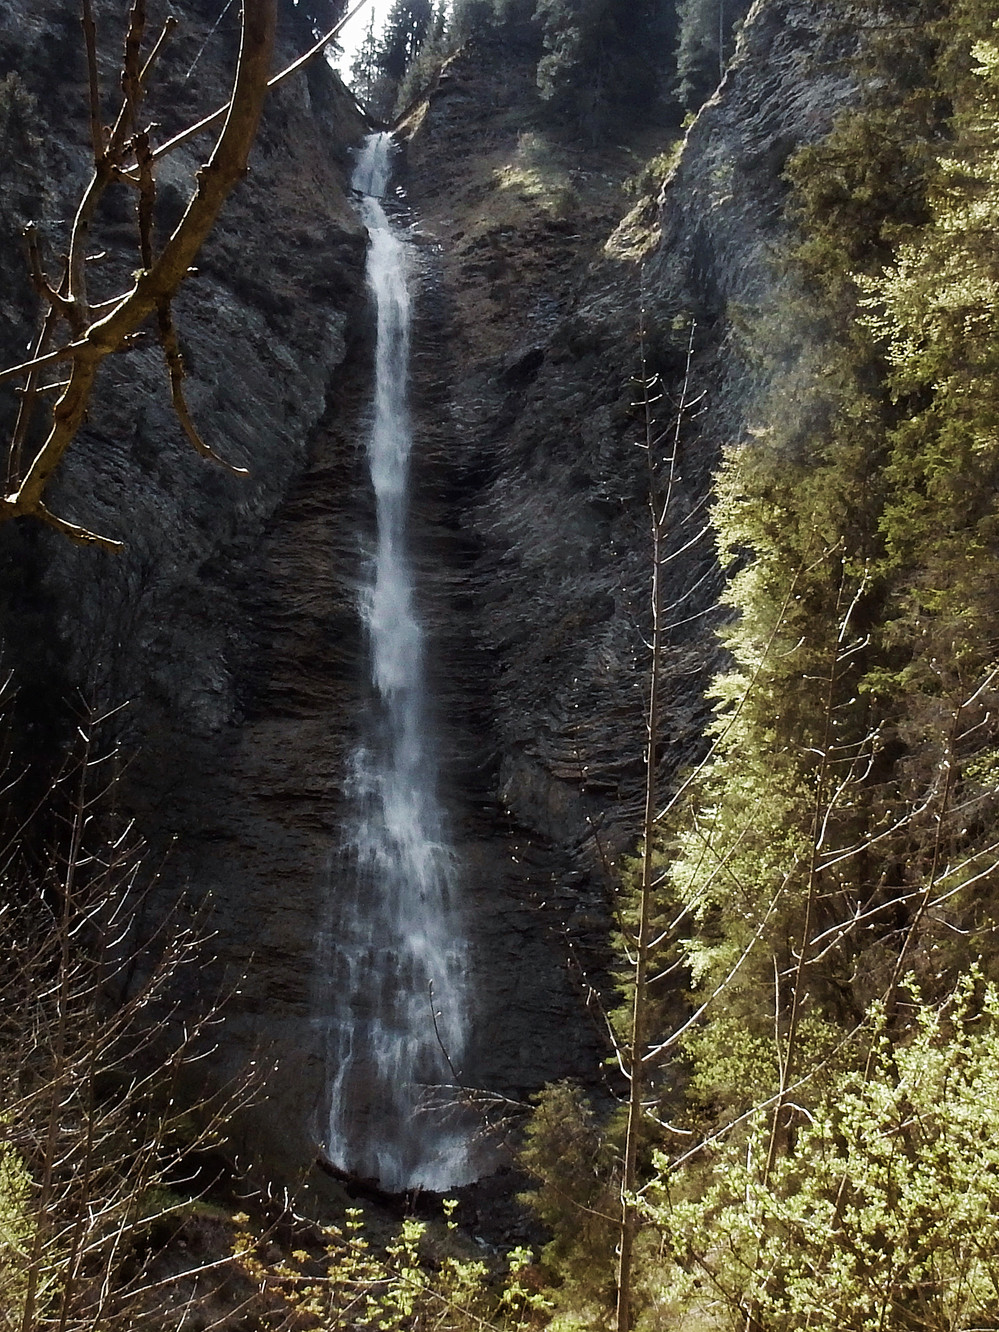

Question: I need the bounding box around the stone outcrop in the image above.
[0,0,858,1196]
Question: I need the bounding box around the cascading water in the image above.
[325,132,471,1191]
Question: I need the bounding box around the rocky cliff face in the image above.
[0,0,858,1196]
[393,0,859,1148]
[0,0,370,1178]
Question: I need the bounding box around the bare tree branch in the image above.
[81,0,105,165]
[157,298,248,475]
[1,0,278,535]
[151,0,372,163]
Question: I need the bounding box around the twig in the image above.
[151,0,373,163]
[135,129,155,269]
[121,0,147,135]
[81,0,105,163]
[157,300,249,475]
[36,502,124,551]
[427,981,461,1085]
[140,15,178,84]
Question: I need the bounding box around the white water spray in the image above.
[325,133,471,1191]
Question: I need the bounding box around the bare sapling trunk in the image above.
[0,712,259,1331]
[615,318,697,1332]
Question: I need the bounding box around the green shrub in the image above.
[648,976,999,1332]
[0,1144,34,1331]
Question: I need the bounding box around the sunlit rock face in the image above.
[0,0,857,1194]
[645,0,860,424]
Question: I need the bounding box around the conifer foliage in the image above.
[521,2,999,1327]
[376,0,434,79]
[674,0,752,111]
[371,0,680,135]
[350,11,382,103]
[533,0,677,134]
[358,0,448,119]
[284,0,347,41]
[646,0,999,1322]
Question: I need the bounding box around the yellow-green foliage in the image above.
[231,1202,552,1332]
[492,5,999,1325]
[0,1145,33,1331]
[661,416,888,1118]
[621,142,683,198]
[518,1082,617,1300]
[865,19,999,679]
[493,131,579,219]
[647,976,999,1332]
[658,0,999,1132]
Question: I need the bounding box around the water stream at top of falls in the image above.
[325,132,472,1192]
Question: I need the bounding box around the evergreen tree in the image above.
[450,0,539,45]
[521,1,999,1323]
[375,0,434,80]
[641,2,999,1319]
[283,0,347,43]
[350,11,381,103]
[533,0,677,137]
[653,0,962,1136]
[521,0,999,1317]
[674,0,751,113]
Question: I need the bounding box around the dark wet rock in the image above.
[0,0,370,1175]
[0,0,858,1195]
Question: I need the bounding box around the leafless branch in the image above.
[1,0,279,540]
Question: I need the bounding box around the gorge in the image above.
[4,9,999,1327]
[0,0,857,1196]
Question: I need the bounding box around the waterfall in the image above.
[325,132,471,1192]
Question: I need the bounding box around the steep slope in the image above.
[0,0,861,1196]
[394,0,858,1136]
[0,0,370,1179]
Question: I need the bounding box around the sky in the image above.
[332,0,391,79]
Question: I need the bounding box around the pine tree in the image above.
[375,0,434,80]
[674,0,751,113]
[451,0,538,36]
[521,2,999,1321]
[350,11,381,102]
[283,0,347,43]
[648,0,999,1211]
[533,0,677,138]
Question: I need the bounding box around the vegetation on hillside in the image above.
[353,0,751,132]
[516,2,999,1329]
[5,0,999,1326]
